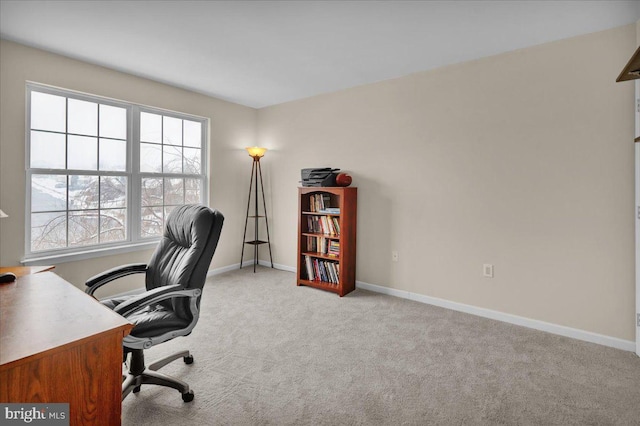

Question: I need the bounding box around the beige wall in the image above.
[258,24,638,340]
[0,40,257,295]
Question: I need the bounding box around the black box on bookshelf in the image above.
[301,168,339,187]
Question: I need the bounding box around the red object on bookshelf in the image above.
[297,187,357,297]
[335,173,352,187]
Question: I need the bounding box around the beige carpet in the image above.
[122,266,640,425]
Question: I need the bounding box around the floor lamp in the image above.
[240,147,273,272]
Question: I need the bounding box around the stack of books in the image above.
[328,240,340,256]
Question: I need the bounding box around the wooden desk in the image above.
[0,272,133,425]
[0,265,55,278]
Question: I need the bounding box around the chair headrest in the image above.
[164,204,216,248]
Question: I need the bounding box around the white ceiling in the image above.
[1,1,639,108]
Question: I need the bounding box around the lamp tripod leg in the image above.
[258,161,274,268]
[240,160,256,269]
[254,158,259,273]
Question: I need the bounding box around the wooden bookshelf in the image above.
[297,187,357,297]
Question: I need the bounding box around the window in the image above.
[25,84,207,262]
[138,111,204,238]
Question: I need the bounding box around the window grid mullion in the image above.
[130,105,141,245]
[98,177,102,244]
[65,99,69,248]
[161,115,165,229]
[97,103,101,244]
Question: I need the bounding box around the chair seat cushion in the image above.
[101,296,190,338]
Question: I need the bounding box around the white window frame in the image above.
[635,80,639,357]
[23,83,209,265]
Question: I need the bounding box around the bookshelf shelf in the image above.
[301,232,340,240]
[302,251,340,260]
[302,211,341,216]
[297,187,357,297]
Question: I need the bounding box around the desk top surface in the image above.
[0,265,55,278]
[0,272,132,369]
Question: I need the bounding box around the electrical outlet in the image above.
[483,264,494,278]
[392,251,399,262]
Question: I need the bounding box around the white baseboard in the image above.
[259,259,296,272]
[207,261,252,277]
[123,260,635,352]
[205,259,294,277]
[356,280,636,352]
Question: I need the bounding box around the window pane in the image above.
[141,178,163,206]
[184,147,201,174]
[140,112,161,143]
[32,175,66,212]
[31,92,65,132]
[68,99,98,136]
[31,131,66,169]
[31,212,66,251]
[185,179,201,204]
[183,120,202,148]
[140,143,162,173]
[163,116,182,146]
[99,138,126,171]
[69,211,99,247]
[68,136,98,170]
[100,176,127,208]
[165,205,176,221]
[99,104,127,139]
[141,207,163,238]
[164,178,184,205]
[163,145,182,173]
[101,208,126,243]
[69,175,99,210]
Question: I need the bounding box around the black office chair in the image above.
[85,204,224,402]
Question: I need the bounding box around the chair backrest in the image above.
[146,204,224,319]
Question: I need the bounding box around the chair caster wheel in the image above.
[184,355,194,364]
[182,391,194,402]
[133,386,141,393]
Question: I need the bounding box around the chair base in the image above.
[122,348,195,402]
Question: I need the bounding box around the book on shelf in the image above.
[323,216,335,235]
[303,255,339,285]
[306,216,340,236]
[309,194,337,213]
[328,240,340,256]
[306,236,316,252]
[332,217,340,234]
[314,259,322,281]
[306,237,340,256]
[318,207,340,215]
[305,255,315,281]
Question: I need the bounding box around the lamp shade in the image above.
[0,209,7,219]
[245,147,267,159]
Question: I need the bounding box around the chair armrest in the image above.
[116,284,203,350]
[113,284,201,318]
[85,263,147,296]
